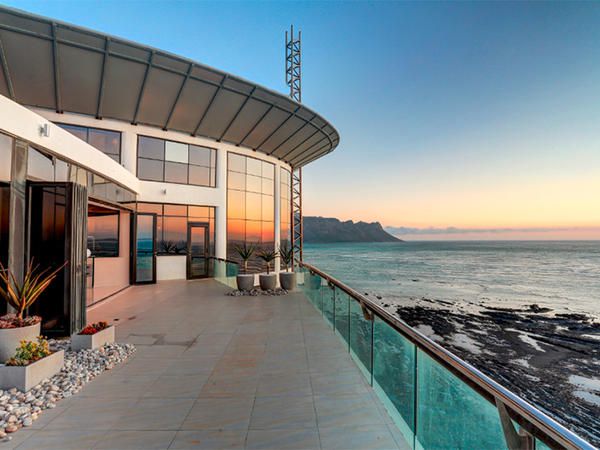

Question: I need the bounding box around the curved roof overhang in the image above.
[0,6,339,168]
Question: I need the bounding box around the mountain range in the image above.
[303,216,402,243]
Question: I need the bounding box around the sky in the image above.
[5,0,600,240]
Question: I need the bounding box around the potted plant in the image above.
[257,248,278,291]
[234,243,256,291]
[0,336,65,391]
[71,321,115,351]
[0,261,65,362]
[278,243,296,291]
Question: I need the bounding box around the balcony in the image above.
[8,279,405,449]
[7,263,592,449]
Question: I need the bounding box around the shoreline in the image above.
[380,296,600,446]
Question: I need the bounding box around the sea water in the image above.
[303,241,600,317]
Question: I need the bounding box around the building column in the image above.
[274,165,281,273]
[215,148,227,260]
[7,140,28,306]
[121,130,137,175]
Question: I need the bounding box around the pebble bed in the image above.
[227,288,289,296]
[0,341,135,441]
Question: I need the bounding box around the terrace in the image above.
[2,279,406,450]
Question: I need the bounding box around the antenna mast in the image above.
[286,26,303,264]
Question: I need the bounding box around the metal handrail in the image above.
[208,256,239,266]
[298,261,595,450]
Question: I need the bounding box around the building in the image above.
[0,6,339,334]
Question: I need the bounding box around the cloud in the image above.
[385,226,599,236]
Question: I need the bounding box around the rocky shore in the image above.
[385,297,600,446]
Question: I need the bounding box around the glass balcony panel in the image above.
[349,298,373,380]
[373,316,416,445]
[322,285,335,328]
[416,349,507,450]
[305,272,323,309]
[334,289,350,347]
[536,438,552,450]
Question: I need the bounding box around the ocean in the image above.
[303,240,600,444]
[303,240,600,316]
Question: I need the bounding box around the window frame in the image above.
[136,135,216,188]
[57,123,121,163]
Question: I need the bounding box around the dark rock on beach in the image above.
[393,301,600,446]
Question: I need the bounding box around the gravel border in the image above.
[0,340,135,441]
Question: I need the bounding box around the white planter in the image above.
[0,322,41,363]
[71,325,115,351]
[0,350,64,392]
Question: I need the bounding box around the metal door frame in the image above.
[131,212,157,284]
[186,221,209,280]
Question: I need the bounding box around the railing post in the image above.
[496,398,534,450]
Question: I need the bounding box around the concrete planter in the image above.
[0,350,64,391]
[71,325,115,351]
[279,271,297,291]
[0,322,41,363]
[259,273,277,291]
[236,274,255,291]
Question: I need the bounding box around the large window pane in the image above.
[88,209,119,257]
[189,145,211,166]
[60,124,87,141]
[138,136,164,159]
[228,191,245,219]
[0,134,13,182]
[262,195,273,221]
[228,153,246,173]
[164,161,188,184]
[262,161,275,179]
[138,158,164,181]
[165,141,188,163]
[228,171,245,190]
[246,175,262,193]
[28,147,54,181]
[189,165,210,186]
[246,193,262,220]
[163,204,187,216]
[189,206,209,218]
[247,157,262,176]
[88,128,120,158]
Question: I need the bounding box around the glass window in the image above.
[59,124,121,162]
[138,136,164,160]
[136,202,215,256]
[137,136,216,187]
[189,145,211,166]
[189,165,210,186]
[137,158,164,182]
[227,153,275,268]
[280,168,292,248]
[27,147,54,181]
[87,208,119,257]
[165,141,188,163]
[88,128,120,158]
[164,161,188,184]
[0,134,13,182]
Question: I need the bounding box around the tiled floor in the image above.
[3,279,409,450]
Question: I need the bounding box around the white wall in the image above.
[157,255,187,280]
[31,108,293,278]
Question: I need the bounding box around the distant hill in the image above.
[303,216,403,243]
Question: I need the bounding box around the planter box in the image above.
[0,322,41,363]
[71,325,115,351]
[0,350,64,392]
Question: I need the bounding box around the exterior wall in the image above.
[156,255,187,281]
[32,108,293,278]
[92,210,130,301]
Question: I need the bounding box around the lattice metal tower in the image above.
[286,26,303,264]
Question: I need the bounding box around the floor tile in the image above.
[249,396,316,430]
[245,429,320,450]
[169,430,246,449]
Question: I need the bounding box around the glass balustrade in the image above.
[212,258,239,289]
[296,264,588,450]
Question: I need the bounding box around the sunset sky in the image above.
[7,0,600,240]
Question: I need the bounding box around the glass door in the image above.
[132,213,156,284]
[187,222,209,279]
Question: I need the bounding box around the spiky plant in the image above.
[257,248,279,275]
[279,243,293,272]
[234,243,256,274]
[0,260,66,320]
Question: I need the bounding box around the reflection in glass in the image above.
[138,136,164,159]
[228,153,245,173]
[27,147,54,181]
[0,134,12,182]
[138,158,164,181]
[0,184,9,268]
[59,124,121,162]
[165,141,188,163]
[164,161,188,184]
[189,145,211,166]
[88,206,119,257]
[188,165,210,186]
[246,175,262,193]
[135,214,155,283]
